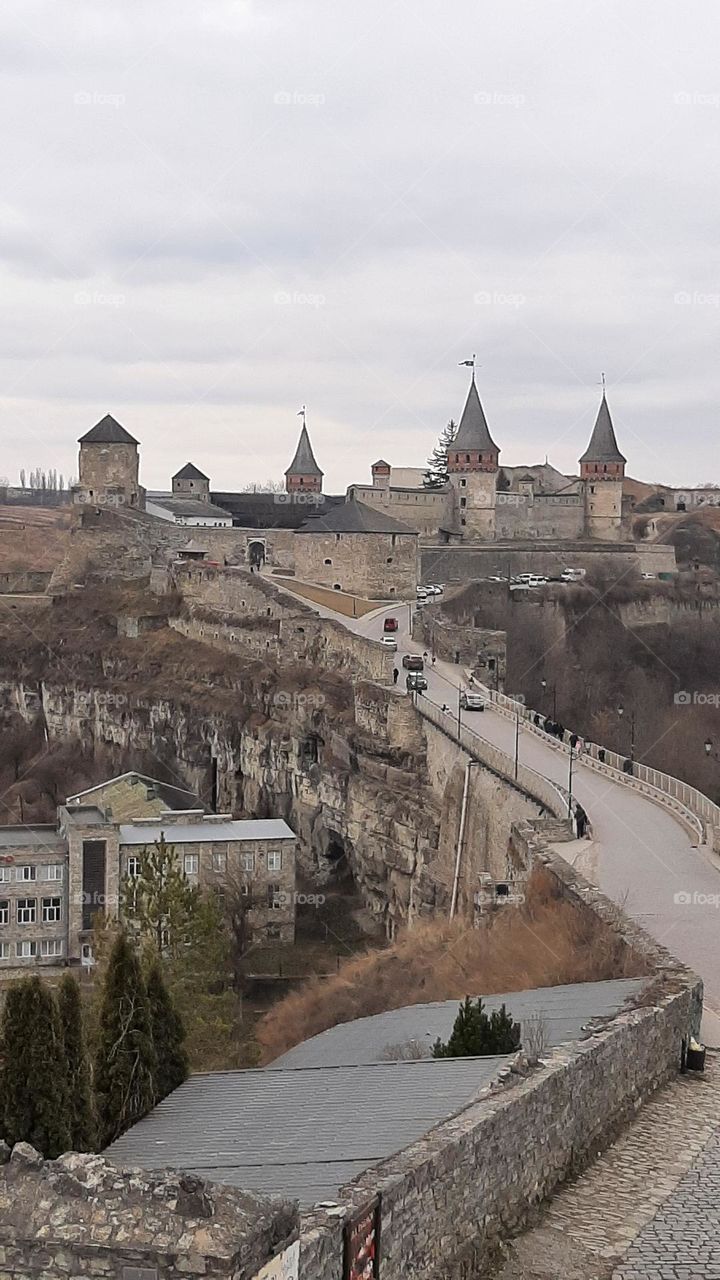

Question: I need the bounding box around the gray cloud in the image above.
[1,0,719,491]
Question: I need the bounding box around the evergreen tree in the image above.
[94,931,157,1147]
[432,997,520,1058]
[424,419,457,489]
[146,959,189,1101]
[121,835,203,957]
[0,977,71,1157]
[57,973,96,1151]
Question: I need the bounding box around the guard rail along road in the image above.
[481,684,720,849]
[419,694,573,825]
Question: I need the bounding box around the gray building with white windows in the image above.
[0,772,297,979]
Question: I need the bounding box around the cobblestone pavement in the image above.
[489,1054,720,1279]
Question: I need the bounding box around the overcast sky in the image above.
[2,0,719,492]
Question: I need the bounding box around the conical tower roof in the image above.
[79,414,138,445]
[579,393,626,465]
[285,424,323,477]
[452,377,499,453]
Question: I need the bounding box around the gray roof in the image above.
[580,394,627,464]
[118,818,296,845]
[147,495,231,520]
[452,378,499,453]
[105,1057,507,1206]
[297,498,416,536]
[0,825,66,851]
[285,425,323,477]
[66,772,201,812]
[79,414,138,445]
[173,462,209,481]
[269,979,648,1069]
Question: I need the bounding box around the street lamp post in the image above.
[541,678,557,719]
[617,704,636,763]
[514,709,520,781]
[568,741,575,818]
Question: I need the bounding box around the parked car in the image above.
[425,584,443,595]
[402,654,424,671]
[381,635,398,651]
[406,672,428,692]
[383,616,399,632]
[460,691,485,711]
[560,567,585,582]
[416,586,428,599]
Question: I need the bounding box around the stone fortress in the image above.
[69,371,675,598]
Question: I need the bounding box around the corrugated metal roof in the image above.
[0,826,66,849]
[106,1057,506,1207]
[118,818,296,845]
[269,979,647,1069]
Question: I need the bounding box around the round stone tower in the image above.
[285,422,323,494]
[76,414,142,508]
[580,392,626,541]
[447,375,500,539]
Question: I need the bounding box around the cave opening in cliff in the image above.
[323,831,353,886]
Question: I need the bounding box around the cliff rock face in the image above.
[1,676,444,932]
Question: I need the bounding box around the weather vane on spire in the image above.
[599,372,606,392]
[297,405,306,426]
[459,354,477,379]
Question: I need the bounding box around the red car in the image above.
[383,616,399,633]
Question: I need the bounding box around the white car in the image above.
[381,635,398,651]
[416,587,428,599]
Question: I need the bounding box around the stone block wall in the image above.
[412,608,507,682]
[293,528,418,599]
[297,838,702,1280]
[0,1145,298,1280]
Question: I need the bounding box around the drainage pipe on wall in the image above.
[450,759,480,918]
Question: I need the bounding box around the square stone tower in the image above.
[447,376,500,539]
[172,462,210,500]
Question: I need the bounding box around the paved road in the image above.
[280,582,720,1031]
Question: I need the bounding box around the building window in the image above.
[324,558,332,565]
[43,863,64,881]
[0,942,8,960]
[42,897,62,924]
[16,940,37,959]
[460,497,467,508]
[267,849,282,873]
[0,900,8,925]
[17,865,36,883]
[386,557,393,563]
[267,883,283,909]
[242,851,255,874]
[212,849,227,873]
[40,939,63,958]
[0,867,11,883]
[184,853,199,876]
[17,899,36,925]
[460,478,466,488]
[127,855,140,878]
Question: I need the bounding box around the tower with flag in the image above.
[579,380,626,541]
[447,359,501,539]
[285,408,324,495]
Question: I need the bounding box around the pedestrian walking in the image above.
[431,654,436,666]
[393,667,399,685]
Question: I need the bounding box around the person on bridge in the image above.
[393,667,399,685]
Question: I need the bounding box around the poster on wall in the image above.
[343,1197,381,1280]
[252,1240,300,1280]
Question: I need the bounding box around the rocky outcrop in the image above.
[0,1142,298,1279]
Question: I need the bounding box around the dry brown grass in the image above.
[0,505,72,572]
[256,867,648,1063]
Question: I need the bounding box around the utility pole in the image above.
[514,709,520,780]
[568,742,575,818]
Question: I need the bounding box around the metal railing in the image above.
[419,695,572,824]
[481,686,712,846]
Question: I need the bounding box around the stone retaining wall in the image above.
[297,838,702,1280]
